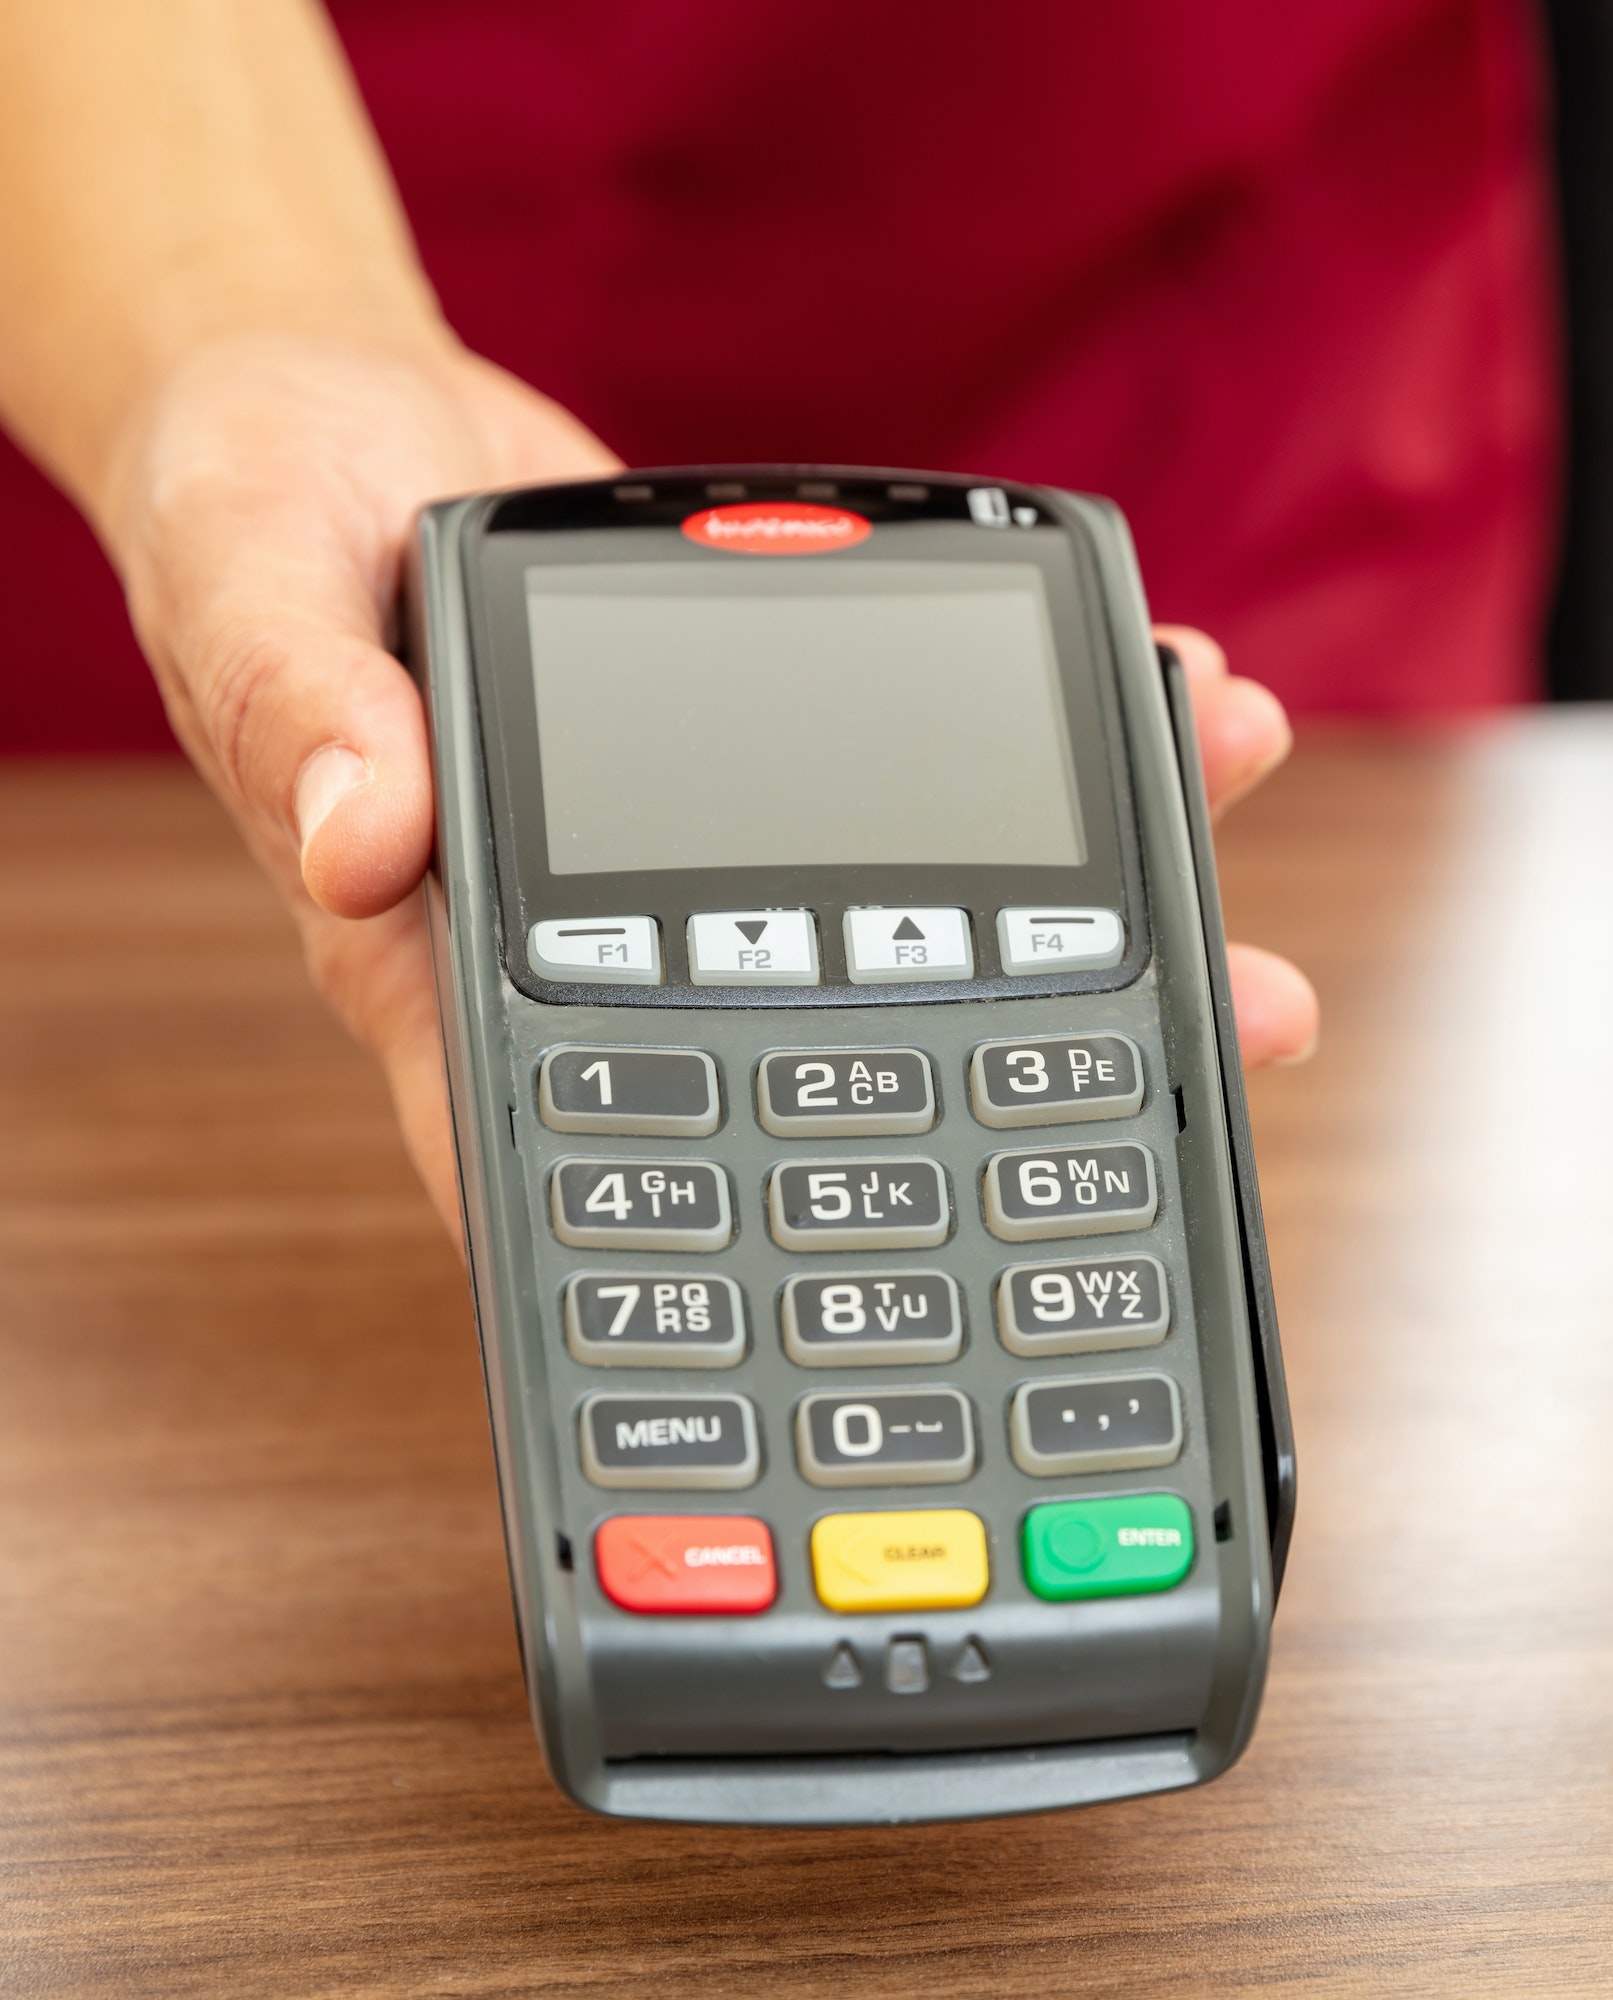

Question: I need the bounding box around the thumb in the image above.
[159,607,433,919]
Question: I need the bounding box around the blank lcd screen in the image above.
[525,560,1085,876]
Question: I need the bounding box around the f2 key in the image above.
[970,1034,1143,1129]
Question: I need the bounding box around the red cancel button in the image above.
[682,500,871,555]
[595,1514,778,1614]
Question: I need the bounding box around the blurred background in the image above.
[1,0,1609,750]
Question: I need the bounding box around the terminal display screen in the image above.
[526,560,1086,877]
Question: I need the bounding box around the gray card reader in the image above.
[405,468,1294,1826]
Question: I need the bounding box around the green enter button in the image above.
[1023,1494,1194,1600]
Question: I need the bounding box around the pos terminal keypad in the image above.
[525,924,1204,1669]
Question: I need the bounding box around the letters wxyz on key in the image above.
[999,1255,1168,1354]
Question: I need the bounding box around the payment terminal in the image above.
[405,468,1294,1826]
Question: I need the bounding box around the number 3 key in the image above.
[969,1034,1143,1129]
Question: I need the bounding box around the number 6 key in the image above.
[983,1143,1157,1242]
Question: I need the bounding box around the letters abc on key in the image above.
[757,1048,934,1136]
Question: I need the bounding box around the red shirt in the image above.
[0,0,1560,748]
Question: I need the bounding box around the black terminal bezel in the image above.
[461,467,1150,1008]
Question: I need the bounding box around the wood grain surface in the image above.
[2,722,1612,1997]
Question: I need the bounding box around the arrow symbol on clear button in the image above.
[893,917,924,941]
[735,920,768,944]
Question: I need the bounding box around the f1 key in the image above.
[970,1034,1143,1129]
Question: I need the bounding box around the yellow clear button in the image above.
[810,1509,989,1614]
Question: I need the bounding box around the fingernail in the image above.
[1273,1027,1320,1067]
[295,745,371,858]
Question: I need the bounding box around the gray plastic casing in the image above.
[405,476,1288,1826]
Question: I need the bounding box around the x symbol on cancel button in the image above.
[621,1528,685,1581]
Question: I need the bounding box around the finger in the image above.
[122,341,621,925]
[149,602,436,921]
[294,888,466,1246]
[1154,622,1293,820]
[1228,942,1319,1068]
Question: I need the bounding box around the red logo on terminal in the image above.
[682,500,872,555]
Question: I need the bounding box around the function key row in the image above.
[563,1256,1168,1368]
[550,1145,1157,1252]
[537,1034,1144,1139]
[529,906,1124,987]
[593,1496,1196,1617]
[576,1375,1184,1490]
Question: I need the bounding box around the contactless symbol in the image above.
[682,501,872,555]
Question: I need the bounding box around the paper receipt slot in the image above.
[405,468,1294,1825]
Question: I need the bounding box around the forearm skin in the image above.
[0,0,441,537]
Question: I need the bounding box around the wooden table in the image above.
[3,720,1612,1996]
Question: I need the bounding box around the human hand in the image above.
[98,329,618,1237]
[98,349,1316,1241]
